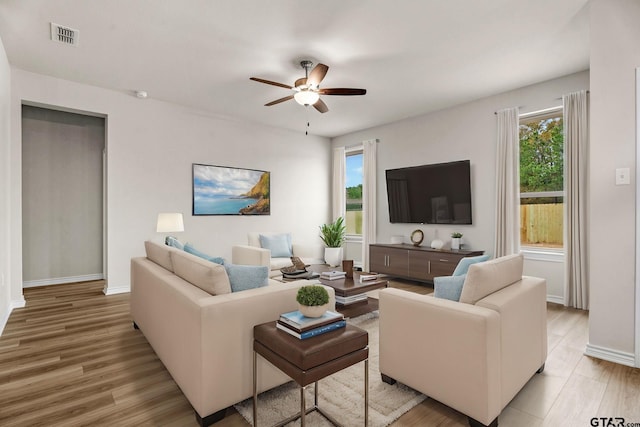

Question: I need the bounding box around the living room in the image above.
[0,0,639,425]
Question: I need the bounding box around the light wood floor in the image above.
[1,280,639,427]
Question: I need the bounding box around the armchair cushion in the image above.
[433,274,466,301]
[225,264,269,292]
[258,233,292,257]
[451,254,491,276]
[459,254,523,305]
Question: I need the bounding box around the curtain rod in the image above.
[493,90,590,115]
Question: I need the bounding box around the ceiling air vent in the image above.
[50,22,79,46]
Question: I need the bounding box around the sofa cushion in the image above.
[145,241,175,272]
[184,242,225,265]
[171,250,231,295]
[459,254,524,305]
[225,264,269,292]
[259,233,292,257]
[452,254,491,276]
[433,274,466,301]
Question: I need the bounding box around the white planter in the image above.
[324,247,343,267]
[451,238,461,250]
[299,303,329,318]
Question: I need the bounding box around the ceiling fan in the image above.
[250,60,366,113]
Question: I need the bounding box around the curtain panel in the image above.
[494,107,520,258]
[563,90,589,310]
[362,140,377,271]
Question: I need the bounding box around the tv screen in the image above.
[385,160,472,224]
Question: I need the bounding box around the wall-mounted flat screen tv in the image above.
[385,160,472,224]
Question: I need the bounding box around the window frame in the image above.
[518,106,565,258]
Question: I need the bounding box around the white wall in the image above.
[588,0,640,366]
[332,71,590,300]
[9,68,331,297]
[0,36,14,334]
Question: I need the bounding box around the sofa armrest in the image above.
[292,243,324,261]
[232,244,270,267]
[379,288,501,426]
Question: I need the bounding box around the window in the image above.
[519,108,564,250]
[345,151,363,236]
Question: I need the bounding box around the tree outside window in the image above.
[519,111,563,249]
[345,152,363,235]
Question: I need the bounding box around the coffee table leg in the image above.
[300,385,306,427]
[314,381,318,407]
[364,359,369,426]
[253,351,257,427]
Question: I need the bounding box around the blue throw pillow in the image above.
[184,243,225,265]
[165,236,184,250]
[225,264,269,292]
[452,254,491,276]
[433,274,467,302]
[259,233,292,257]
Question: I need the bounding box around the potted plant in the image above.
[319,217,346,267]
[451,232,463,250]
[296,285,330,318]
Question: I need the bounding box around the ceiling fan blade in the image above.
[264,95,294,106]
[313,98,329,113]
[307,63,329,87]
[319,88,367,96]
[250,77,293,90]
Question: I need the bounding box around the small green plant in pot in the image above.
[296,285,330,318]
[320,217,346,266]
[451,232,463,250]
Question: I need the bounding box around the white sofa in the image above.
[232,232,325,277]
[378,254,547,427]
[131,241,335,426]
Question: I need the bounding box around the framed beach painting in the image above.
[192,163,270,216]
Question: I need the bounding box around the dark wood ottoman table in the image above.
[253,321,369,426]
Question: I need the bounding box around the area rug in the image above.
[234,311,426,426]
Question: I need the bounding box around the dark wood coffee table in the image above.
[253,321,369,426]
[311,266,388,318]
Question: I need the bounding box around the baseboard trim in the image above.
[1,297,26,336]
[546,295,565,305]
[23,274,104,288]
[103,285,130,295]
[585,343,636,367]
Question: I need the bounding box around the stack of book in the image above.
[276,310,346,340]
[320,270,347,281]
[335,294,369,305]
[359,272,379,283]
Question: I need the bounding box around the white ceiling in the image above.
[0,0,590,138]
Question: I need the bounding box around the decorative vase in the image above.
[430,239,443,249]
[299,303,329,318]
[451,238,461,250]
[324,247,343,267]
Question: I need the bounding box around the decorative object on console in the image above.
[319,217,346,267]
[430,229,443,249]
[451,232,463,250]
[390,235,404,244]
[192,163,270,216]
[156,212,184,245]
[296,285,330,318]
[410,229,424,246]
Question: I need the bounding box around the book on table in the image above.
[359,272,379,282]
[335,294,369,305]
[278,309,344,332]
[276,319,347,340]
[320,271,347,280]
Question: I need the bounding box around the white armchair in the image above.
[379,254,547,427]
[232,232,324,277]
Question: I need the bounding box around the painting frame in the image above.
[192,163,270,216]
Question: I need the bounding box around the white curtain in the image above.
[362,140,377,271]
[332,146,346,221]
[563,90,589,310]
[494,107,520,258]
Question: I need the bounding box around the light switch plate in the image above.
[616,168,630,185]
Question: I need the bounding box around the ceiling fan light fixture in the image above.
[294,90,320,106]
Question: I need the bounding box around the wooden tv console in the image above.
[369,243,484,284]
